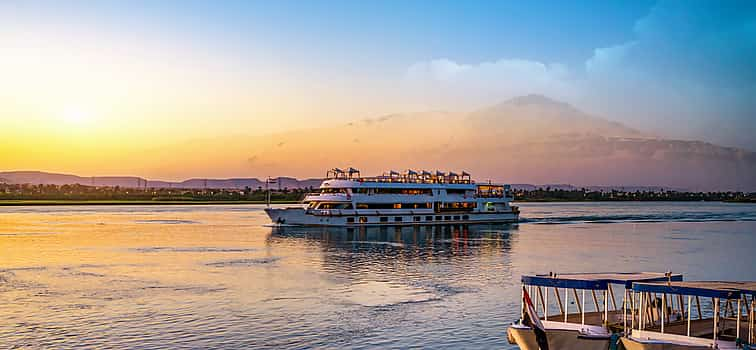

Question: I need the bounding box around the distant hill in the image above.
[0,171,322,190]
[136,94,749,191]
[0,170,702,193]
[467,94,644,140]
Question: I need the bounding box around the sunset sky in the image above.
[1,0,755,181]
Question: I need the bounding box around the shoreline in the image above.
[0,200,300,206]
[0,199,753,206]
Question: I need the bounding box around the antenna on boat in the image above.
[265,176,273,207]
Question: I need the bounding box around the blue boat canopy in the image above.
[632,281,741,299]
[682,281,756,296]
[521,272,682,290]
[726,281,756,296]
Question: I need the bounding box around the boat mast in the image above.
[266,176,272,207]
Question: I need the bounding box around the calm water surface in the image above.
[1,202,755,349]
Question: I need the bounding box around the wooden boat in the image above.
[507,272,682,350]
[621,281,755,350]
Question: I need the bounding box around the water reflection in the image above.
[269,223,517,256]
[1,203,754,349]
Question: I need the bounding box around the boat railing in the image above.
[307,209,350,216]
[305,192,348,198]
[628,281,752,347]
[338,177,474,185]
[475,193,508,198]
[520,272,684,334]
[307,208,440,216]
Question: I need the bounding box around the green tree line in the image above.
[1,183,753,203]
[0,183,308,202]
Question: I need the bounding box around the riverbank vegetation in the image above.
[0,183,306,203]
[0,183,754,205]
[513,187,756,202]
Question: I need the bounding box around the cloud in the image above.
[403,58,575,111]
[584,42,636,74]
[406,58,472,82]
[403,1,756,150]
[582,0,756,149]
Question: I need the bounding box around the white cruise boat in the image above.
[264,168,519,226]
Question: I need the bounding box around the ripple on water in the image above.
[205,257,281,267]
[338,281,441,307]
[134,219,201,224]
[346,241,405,247]
[132,247,258,253]
[0,232,60,236]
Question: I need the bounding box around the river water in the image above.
[1,202,755,349]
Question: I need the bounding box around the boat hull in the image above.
[265,207,518,226]
[620,338,711,350]
[507,325,611,350]
[621,330,738,350]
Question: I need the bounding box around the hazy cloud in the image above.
[403,58,575,111]
[582,0,756,149]
[404,1,756,150]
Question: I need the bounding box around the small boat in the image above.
[264,168,519,226]
[507,272,682,350]
[621,281,755,350]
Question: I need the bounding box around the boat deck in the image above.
[546,310,624,327]
[642,318,742,339]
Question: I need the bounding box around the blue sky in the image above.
[2,0,755,149]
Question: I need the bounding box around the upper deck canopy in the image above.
[522,272,683,290]
[325,168,474,185]
[734,281,756,295]
[632,281,742,299]
[321,179,478,189]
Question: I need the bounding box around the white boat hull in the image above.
[621,330,738,350]
[265,207,518,226]
[506,322,611,350]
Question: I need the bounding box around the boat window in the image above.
[394,217,402,222]
[371,188,433,195]
[316,202,353,210]
[446,189,467,195]
[413,216,421,222]
[462,215,469,220]
[453,215,460,220]
[320,188,348,194]
[346,217,355,223]
[435,216,442,220]
[444,215,451,220]
[355,203,432,209]
[359,216,368,223]
[425,216,433,221]
[380,217,388,222]
[437,202,477,212]
[477,185,505,198]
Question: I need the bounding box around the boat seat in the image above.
[545,310,624,327]
[644,318,740,338]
